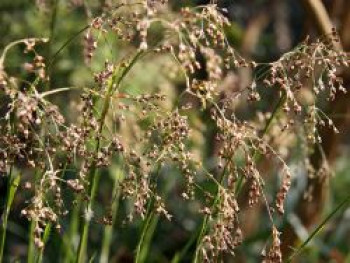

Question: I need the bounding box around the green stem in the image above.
[138,215,159,262]
[28,170,43,263]
[171,226,201,263]
[0,168,20,262]
[193,166,228,263]
[46,0,59,91]
[135,162,169,263]
[27,221,36,263]
[76,67,117,262]
[193,94,286,263]
[76,51,145,263]
[135,210,156,263]
[100,168,122,263]
[287,193,350,262]
[235,94,286,195]
[63,197,82,262]
[99,220,115,263]
[47,25,90,70]
[36,224,51,263]
[76,170,100,263]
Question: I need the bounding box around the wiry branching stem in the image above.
[76,51,144,263]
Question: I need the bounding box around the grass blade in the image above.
[287,194,350,262]
[0,170,20,262]
[36,224,51,263]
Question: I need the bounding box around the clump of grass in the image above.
[0,1,349,262]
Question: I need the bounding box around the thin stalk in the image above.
[235,94,286,195]
[48,0,58,62]
[99,168,122,263]
[57,162,80,263]
[134,163,165,263]
[62,197,82,262]
[137,215,159,262]
[27,221,36,263]
[99,206,119,263]
[0,38,48,71]
[27,171,43,263]
[192,94,286,263]
[47,25,90,70]
[134,156,181,262]
[76,69,118,262]
[75,168,100,263]
[76,51,145,263]
[171,223,201,263]
[46,0,59,91]
[0,168,20,262]
[36,223,51,263]
[287,193,350,262]
[193,165,228,263]
[135,210,156,263]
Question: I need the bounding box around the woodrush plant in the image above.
[0,1,349,262]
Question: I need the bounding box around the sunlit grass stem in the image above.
[0,168,20,262]
[76,51,144,263]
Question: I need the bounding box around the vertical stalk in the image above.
[76,51,144,263]
[99,168,122,263]
[235,94,286,195]
[192,166,227,263]
[134,163,165,263]
[27,221,36,263]
[62,197,82,262]
[192,95,286,263]
[46,0,59,91]
[36,223,51,263]
[76,171,100,263]
[171,227,200,263]
[135,214,159,263]
[27,170,45,263]
[135,209,155,263]
[0,168,20,262]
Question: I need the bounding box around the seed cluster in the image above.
[201,188,242,261]
[262,226,282,263]
[1,1,349,261]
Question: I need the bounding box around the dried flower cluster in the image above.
[1,1,349,262]
[262,226,282,263]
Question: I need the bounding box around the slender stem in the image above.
[0,169,12,262]
[193,165,228,263]
[27,221,36,263]
[76,64,119,262]
[75,167,100,263]
[235,94,286,195]
[135,160,171,263]
[62,196,82,262]
[76,51,145,263]
[27,169,43,263]
[135,210,155,263]
[46,0,59,91]
[75,74,115,263]
[47,25,89,70]
[137,215,159,263]
[192,94,287,262]
[287,193,350,262]
[100,168,122,263]
[134,190,156,263]
[36,224,51,263]
[0,168,20,262]
[171,226,201,263]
